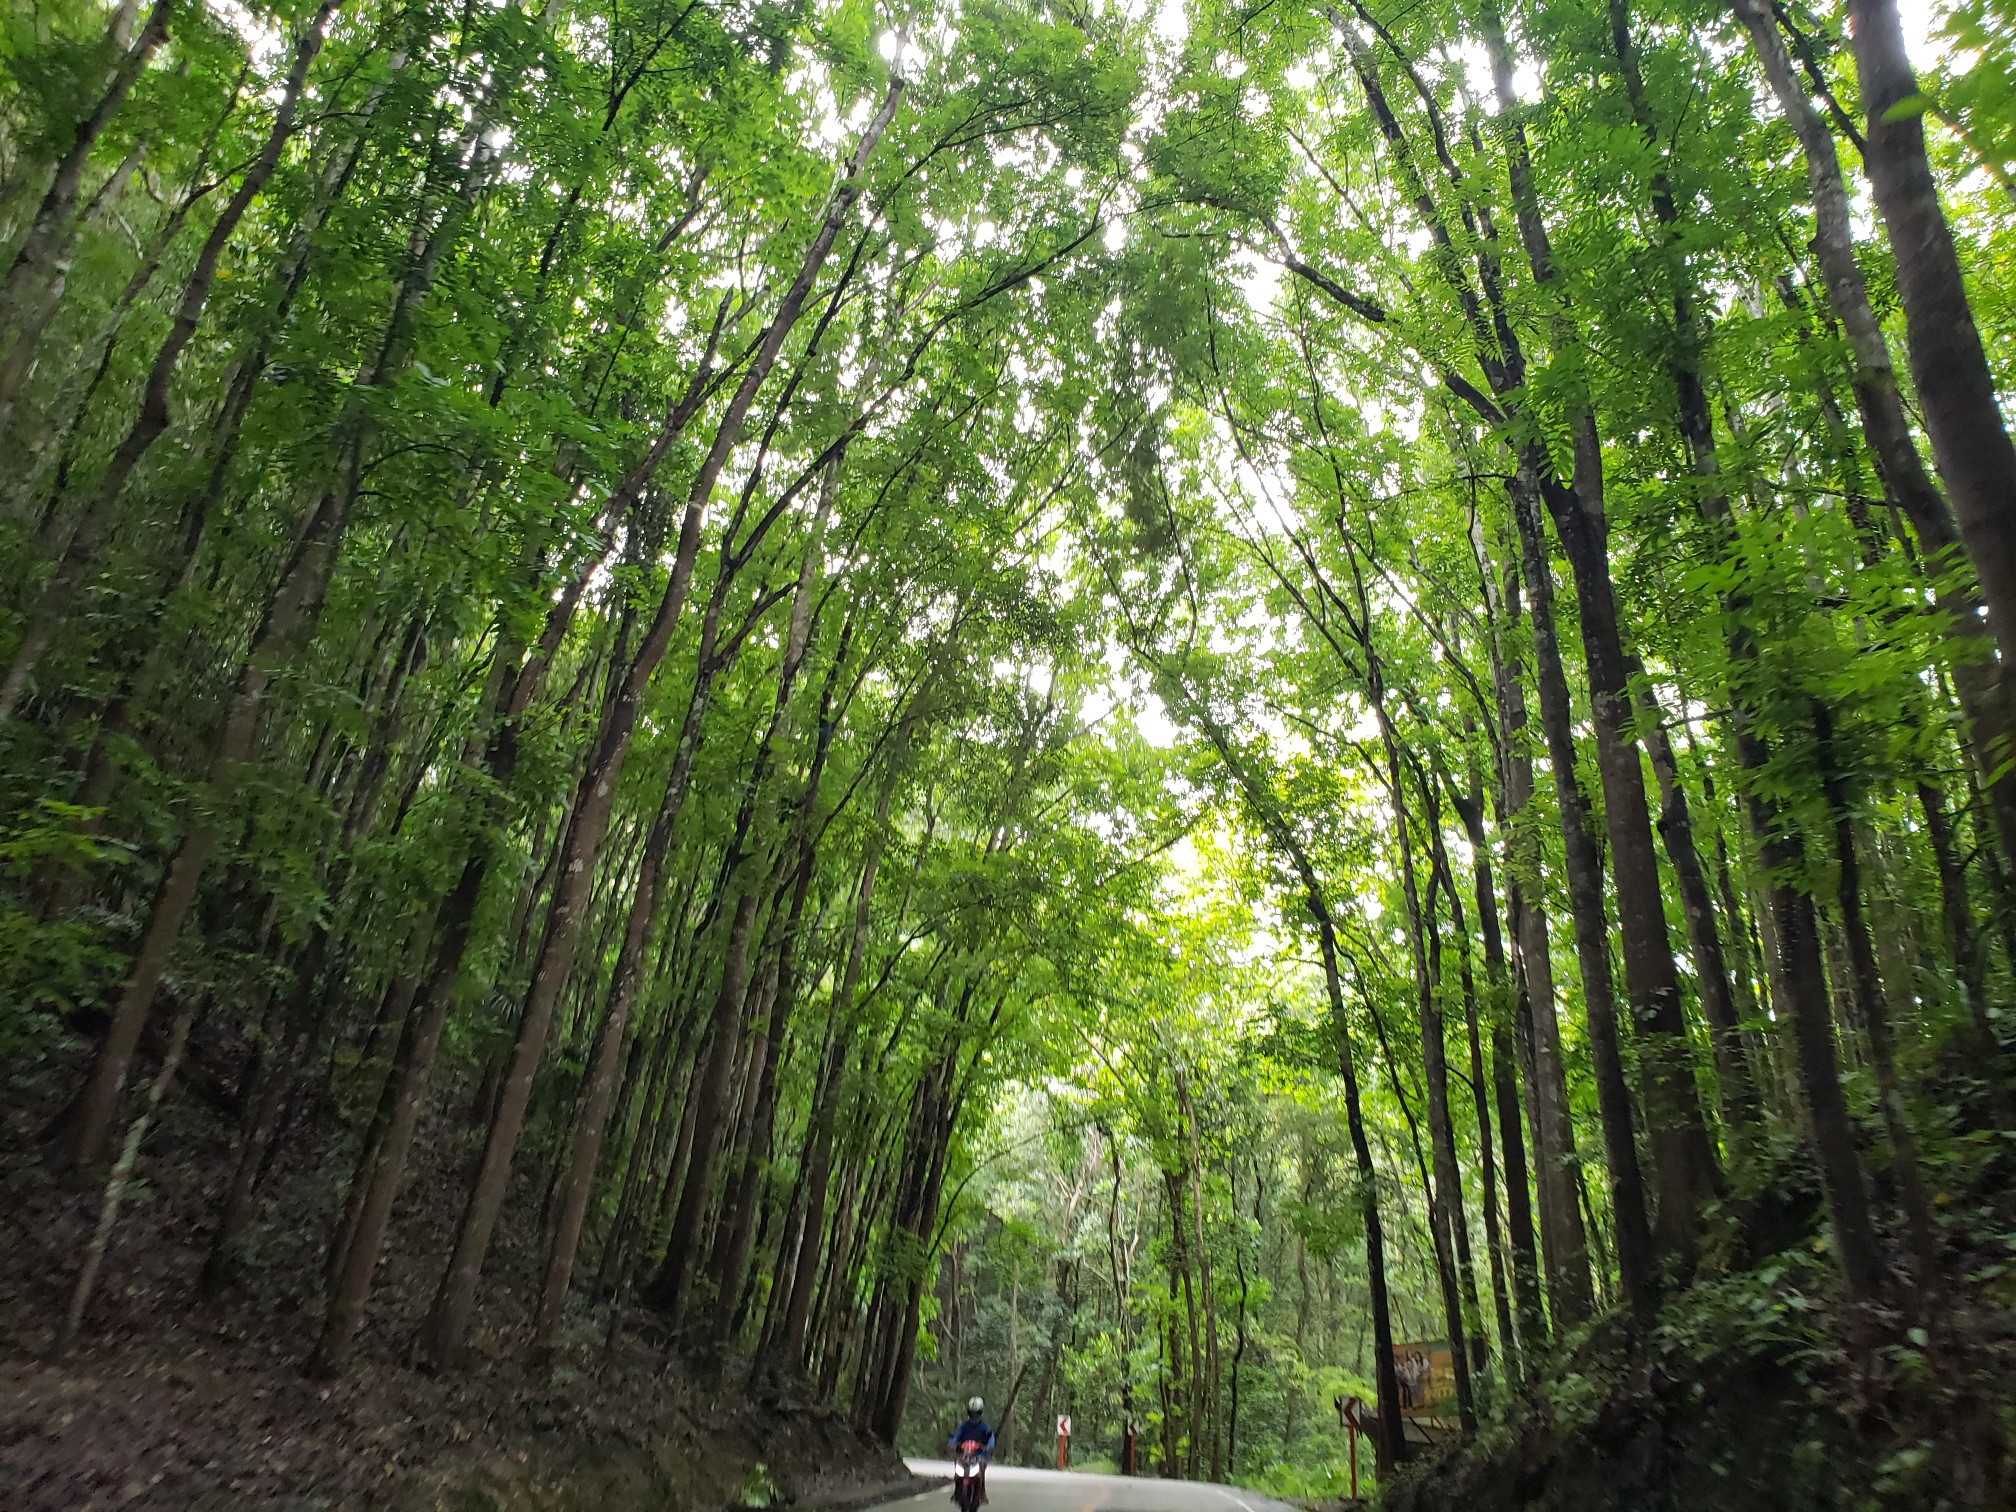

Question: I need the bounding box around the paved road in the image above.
[898,1461,1303,1512]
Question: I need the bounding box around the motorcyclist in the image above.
[947,1396,995,1505]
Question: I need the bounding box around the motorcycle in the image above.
[951,1438,987,1510]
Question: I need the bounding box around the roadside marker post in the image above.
[1055,1414,1071,1470]
[1337,1394,1365,1499]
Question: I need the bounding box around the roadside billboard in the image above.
[1392,1340,1458,1442]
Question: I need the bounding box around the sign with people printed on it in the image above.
[1391,1340,1456,1421]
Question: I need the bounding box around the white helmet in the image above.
[968,1396,984,1414]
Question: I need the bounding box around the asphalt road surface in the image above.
[898,1461,1305,1512]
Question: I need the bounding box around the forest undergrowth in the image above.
[1385,1133,2016,1512]
[1,1039,913,1511]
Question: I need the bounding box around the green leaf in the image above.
[1882,93,1937,123]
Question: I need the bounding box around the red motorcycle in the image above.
[951,1438,987,1510]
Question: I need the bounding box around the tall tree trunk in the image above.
[1738,712,1889,1304]
[701,487,841,1349]
[1729,0,2016,873]
[527,592,756,1359]
[1439,821,1518,1381]
[871,1045,964,1444]
[704,944,785,1340]
[1846,0,2016,692]
[1479,535,1593,1329]
[1163,1167,1203,1477]
[1629,669,1758,1136]
[1188,697,1407,1469]
[767,675,916,1372]
[1816,705,1939,1286]
[57,989,201,1352]
[0,0,340,719]
[770,1020,851,1373]
[1478,0,1715,1295]
[1536,447,1721,1276]
[1173,1067,1227,1476]
[1379,731,1478,1431]
[0,0,173,427]
[59,452,356,1173]
[596,953,703,1296]
[307,565,591,1373]
[1507,463,1660,1314]
[1313,909,1407,1470]
[1917,781,2012,1114]
[642,882,764,1322]
[1452,771,1544,1366]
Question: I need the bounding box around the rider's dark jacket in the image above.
[948,1418,995,1456]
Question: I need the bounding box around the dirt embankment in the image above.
[1,1036,915,1511]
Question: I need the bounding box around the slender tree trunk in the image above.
[704,945,785,1341]
[312,538,616,1367]
[1729,0,2016,875]
[59,455,356,1173]
[1173,1067,1227,1475]
[57,990,201,1352]
[871,1048,962,1443]
[643,1039,709,1264]
[1453,773,1544,1366]
[0,0,174,426]
[1163,1167,1202,1477]
[1917,781,2013,1115]
[1537,448,1721,1274]
[701,492,839,1349]
[325,946,425,1285]
[0,0,341,720]
[1480,541,1594,1329]
[315,573,597,1357]
[1477,0,1715,1295]
[1380,733,1478,1430]
[1846,0,2016,690]
[526,911,654,1359]
[1228,1164,1251,1475]
[1508,463,1660,1314]
[770,1024,849,1372]
[769,720,903,1371]
[1313,911,1407,1470]
[307,849,483,1375]
[1181,692,1407,1462]
[1740,727,1889,1304]
[597,962,700,1295]
[643,883,764,1321]
[527,631,749,1359]
[1630,667,1759,1135]
[1816,705,1939,1286]
[1441,826,1518,1381]
[810,1155,866,1394]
